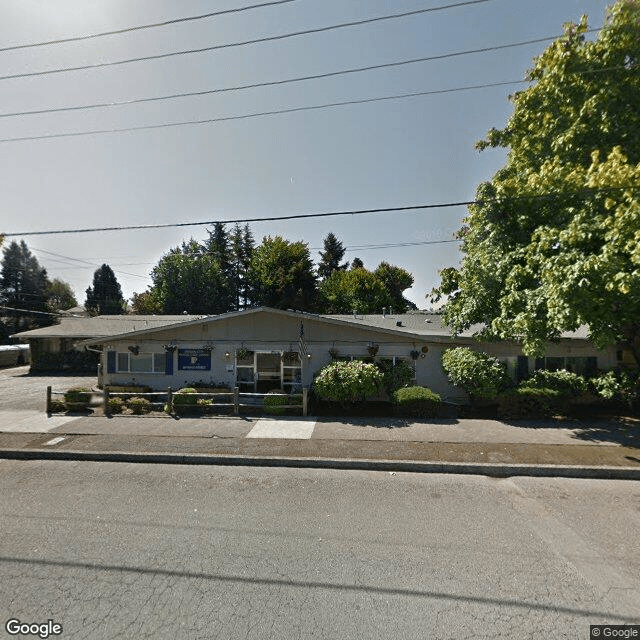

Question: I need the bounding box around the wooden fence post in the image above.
[103,389,110,416]
[167,387,173,414]
[302,387,308,417]
[233,386,239,415]
[46,386,52,414]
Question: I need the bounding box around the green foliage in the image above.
[314,360,383,403]
[496,387,561,419]
[173,387,198,409]
[46,278,77,312]
[130,290,162,314]
[106,397,125,414]
[85,264,125,315]
[376,358,415,395]
[441,348,509,399]
[433,1,640,364]
[246,236,317,310]
[1,240,53,333]
[64,387,92,410]
[127,396,152,415]
[318,232,348,280]
[373,262,416,312]
[520,369,587,396]
[392,386,441,418]
[150,240,232,315]
[31,348,98,373]
[263,390,288,415]
[319,268,393,314]
[592,369,638,405]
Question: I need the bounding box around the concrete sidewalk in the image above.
[0,412,639,479]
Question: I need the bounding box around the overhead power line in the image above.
[0,305,59,317]
[31,247,149,279]
[0,60,624,121]
[4,187,638,237]
[0,1,496,82]
[0,82,525,136]
[5,204,470,237]
[0,1,298,52]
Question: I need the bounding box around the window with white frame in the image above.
[116,352,166,373]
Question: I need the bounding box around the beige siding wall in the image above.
[97,311,619,398]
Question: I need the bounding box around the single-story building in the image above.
[76,307,620,401]
[12,315,204,372]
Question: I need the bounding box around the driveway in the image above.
[0,366,96,432]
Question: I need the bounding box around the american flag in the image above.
[298,322,308,359]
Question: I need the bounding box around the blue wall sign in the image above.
[177,348,211,371]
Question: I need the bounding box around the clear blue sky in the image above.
[0,0,609,308]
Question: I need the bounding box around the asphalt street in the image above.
[0,460,638,639]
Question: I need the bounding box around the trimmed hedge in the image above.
[172,387,198,412]
[496,387,561,419]
[264,390,288,415]
[392,386,441,418]
[314,360,383,403]
[520,369,587,396]
[127,396,152,415]
[64,387,92,411]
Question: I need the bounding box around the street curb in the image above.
[1,448,640,480]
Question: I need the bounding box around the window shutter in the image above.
[586,357,597,376]
[535,357,545,370]
[165,351,173,376]
[107,351,116,374]
[516,356,529,382]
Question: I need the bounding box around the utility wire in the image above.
[0,1,499,82]
[0,61,625,121]
[0,74,528,121]
[0,305,59,317]
[31,247,149,279]
[0,0,298,52]
[4,188,638,237]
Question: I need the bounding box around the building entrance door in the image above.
[255,352,281,392]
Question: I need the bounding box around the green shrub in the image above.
[106,397,125,414]
[496,387,561,419]
[592,369,638,406]
[173,387,198,409]
[521,369,587,396]
[64,387,92,410]
[441,348,509,400]
[376,359,415,395]
[392,386,441,418]
[264,390,288,415]
[314,361,383,404]
[127,396,152,415]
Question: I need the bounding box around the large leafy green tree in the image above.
[85,264,126,315]
[246,236,317,310]
[150,240,231,315]
[374,262,416,312]
[319,267,393,314]
[317,232,349,280]
[46,278,77,312]
[0,240,52,334]
[433,0,640,363]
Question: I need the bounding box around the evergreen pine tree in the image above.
[0,240,52,333]
[85,264,126,315]
[317,232,349,280]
